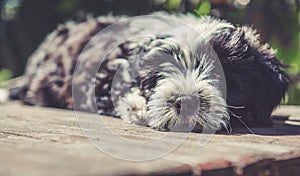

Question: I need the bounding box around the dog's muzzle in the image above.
[175,95,200,117]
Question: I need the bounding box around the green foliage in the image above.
[272,10,300,105]
[0,69,12,84]
[195,1,211,16]
[164,0,182,10]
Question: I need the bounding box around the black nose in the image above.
[174,96,199,115]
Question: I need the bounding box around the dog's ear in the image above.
[210,26,290,126]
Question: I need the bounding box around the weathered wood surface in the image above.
[0,102,300,176]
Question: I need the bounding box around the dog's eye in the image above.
[197,90,203,95]
[167,99,175,104]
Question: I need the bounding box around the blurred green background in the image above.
[0,0,299,104]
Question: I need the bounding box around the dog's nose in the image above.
[174,96,199,116]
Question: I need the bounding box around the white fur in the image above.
[116,88,148,125]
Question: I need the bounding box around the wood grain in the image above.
[0,102,299,176]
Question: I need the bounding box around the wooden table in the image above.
[0,102,299,176]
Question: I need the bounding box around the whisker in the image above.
[236,118,256,135]
[227,109,242,119]
[203,102,228,108]
[227,104,246,109]
[227,108,255,135]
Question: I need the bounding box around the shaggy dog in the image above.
[9,13,290,132]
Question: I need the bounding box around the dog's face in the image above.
[116,38,230,132]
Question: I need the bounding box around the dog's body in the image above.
[10,14,290,131]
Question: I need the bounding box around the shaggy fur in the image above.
[9,13,290,132]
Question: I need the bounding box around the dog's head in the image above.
[115,37,230,132]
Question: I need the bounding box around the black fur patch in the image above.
[211,27,290,126]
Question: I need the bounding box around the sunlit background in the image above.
[0,0,299,104]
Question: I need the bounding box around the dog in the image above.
[9,13,290,132]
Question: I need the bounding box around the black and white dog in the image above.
[10,13,290,132]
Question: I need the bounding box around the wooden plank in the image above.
[0,102,300,176]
